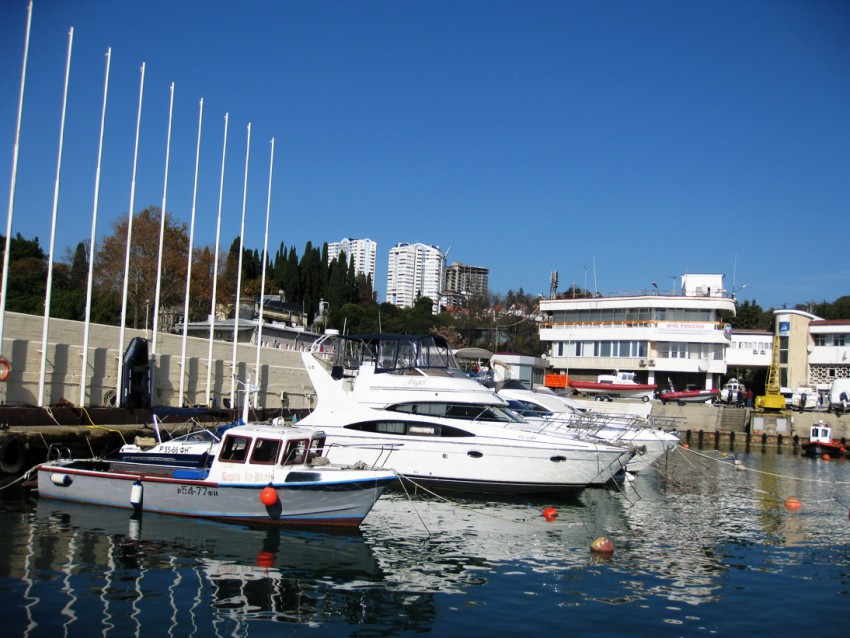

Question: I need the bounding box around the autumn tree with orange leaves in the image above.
[93,207,216,330]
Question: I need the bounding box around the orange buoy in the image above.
[543,507,558,522]
[784,497,801,510]
[256,551,275,568]
[260,485,278,506]
[590,536,615,554]
[682,443,689,449]
[823,454,831,461]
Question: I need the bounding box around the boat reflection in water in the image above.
[24,500,393,634]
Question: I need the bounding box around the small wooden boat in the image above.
[800,421,848,458]
[568,371,657,402]
[37,421,398,528]
[659,380,720,405]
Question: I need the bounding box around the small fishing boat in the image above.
[568,371,657,402]
[659,380,720,405]
[36,421,398,528]
[800,421,848,458]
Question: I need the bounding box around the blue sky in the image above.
[1,0,848,310]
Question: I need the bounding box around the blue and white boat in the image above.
[36,421,397,528]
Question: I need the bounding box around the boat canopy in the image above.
[326,333,459,374]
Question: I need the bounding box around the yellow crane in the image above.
[755,334,786,411]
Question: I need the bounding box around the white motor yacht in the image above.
[298,332,633,495]
[496,382,680,473]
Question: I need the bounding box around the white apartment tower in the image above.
[327,238,377,281]
[386,242,445,313]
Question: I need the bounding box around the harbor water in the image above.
[1,446,848,637]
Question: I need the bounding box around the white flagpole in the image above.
[0,0,33,363]
[117,62,146,404]
[80,47,111,407]
[179,98,203,406]
[205,113,228,407]
[38,27,74,407]
[254,137,274,392]
[151,82,175,360]
[230,122,250,408]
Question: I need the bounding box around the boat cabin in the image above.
[216,425,326,468]
[598,371,639,385]
[808,421,832,445]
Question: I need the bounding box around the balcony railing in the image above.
[539,319,729,331]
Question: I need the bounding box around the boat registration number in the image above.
[175,485,218,497]
[160,446,195,454]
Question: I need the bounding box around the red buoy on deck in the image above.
[784,497,801,510]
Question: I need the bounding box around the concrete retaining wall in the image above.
[0,312,316,411]
[649,402,850,440]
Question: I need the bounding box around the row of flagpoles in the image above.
[1,2,279,410]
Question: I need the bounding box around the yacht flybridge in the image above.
[299,332,633,495]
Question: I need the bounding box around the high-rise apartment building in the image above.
[443,262,489,304]
[327,238,377,281]
[385,242,444,313]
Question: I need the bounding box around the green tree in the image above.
[731,299,770,329]
[1,234,47,314]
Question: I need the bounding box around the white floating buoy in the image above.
[130,480,144,509]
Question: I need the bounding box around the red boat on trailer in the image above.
[568,371,657,402]
[659,380,720,405]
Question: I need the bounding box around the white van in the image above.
[828,379,850,415]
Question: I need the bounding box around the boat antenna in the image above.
[732,251,737,290]
[592,256,598,295]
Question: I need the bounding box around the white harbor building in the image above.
[538,274,737,391]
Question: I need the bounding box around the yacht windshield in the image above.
[334,334,459,374]
[388,401,526,423]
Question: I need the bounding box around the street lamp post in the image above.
[732,284,749,299]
